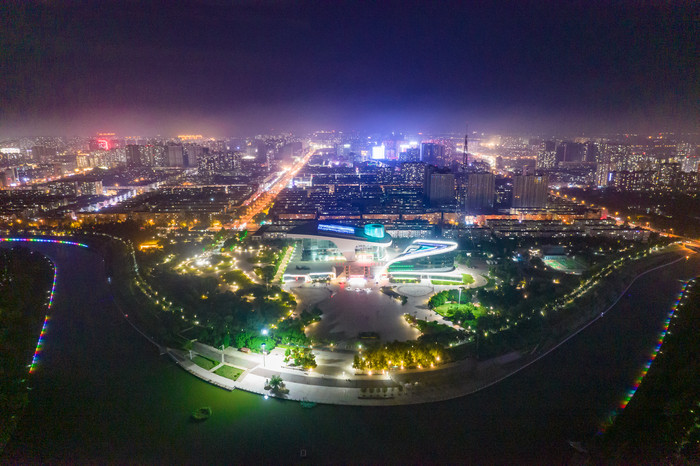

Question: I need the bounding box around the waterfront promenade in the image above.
[169,247,696,406]
[5,233,695,408]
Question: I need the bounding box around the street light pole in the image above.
[260,328,269,367]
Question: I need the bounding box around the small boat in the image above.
[191,406,212,421]
[567,440,588,454]
[300,400,317,408]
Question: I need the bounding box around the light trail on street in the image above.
[230,147,315,230]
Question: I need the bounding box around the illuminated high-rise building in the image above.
[604,144,632,171]
[167,145,184,167]
[655,162,680,189]
[371,145,386,160]
[75,180,103,196]
[198,151,240,174]
[555,142,585,165]
[399,147,420,162]
[537,140,557,169]
[150,145,168,167]
[420,143,445,166]
[184,144,205,168]
[585,142,601,163]
[512,175,549,208]
[399,162,425,185]
[424,166,455,206]
[466,173,495,211]
[595,163,613,187]
[125,144,142,167]
[681,155,700,173]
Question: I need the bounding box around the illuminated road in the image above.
[231,147,315,230]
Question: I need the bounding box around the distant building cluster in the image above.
[0,130,697,236]
[533,136,700,193]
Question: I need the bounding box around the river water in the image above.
[3,242,698,464]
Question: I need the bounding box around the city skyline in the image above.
[2,3,700,462]
[1,1,697,136]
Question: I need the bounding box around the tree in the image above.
[254,265,276,283]
[268,374,286,394]
[291,347,316,369]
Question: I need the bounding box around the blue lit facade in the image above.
[286,222,392,264]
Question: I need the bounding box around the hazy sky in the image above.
[1,0,697,136]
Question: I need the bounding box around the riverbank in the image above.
[592,276,700,462]
[4,236,699,464]
[4,233,696,408]
[168,245,696,406]
[0,246,55,454]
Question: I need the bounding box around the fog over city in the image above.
[1,1,697,136]
[2,2,699,464]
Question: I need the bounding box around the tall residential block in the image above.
[512,175,549,208]
[466,173,495,211]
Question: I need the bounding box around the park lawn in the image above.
[434,302,486,326]
[192,355,218,370]
[214,365,243,381]
[431,273,475,286]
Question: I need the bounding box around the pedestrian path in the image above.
[272,245,295,282]
[167,247,695,405]
[167,349,235,391]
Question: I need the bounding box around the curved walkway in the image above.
[170,247,696,405]
[8,234,694,407]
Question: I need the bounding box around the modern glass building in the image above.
[384,239,458,275]
[283,222,459,281]
[286,222,392,263]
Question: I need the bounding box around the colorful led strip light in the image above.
[0,237,89,248]
[28,267,58,373]
[598,280,690,433]
[1,237,88,373]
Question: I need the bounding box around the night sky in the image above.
[1,0,697,136]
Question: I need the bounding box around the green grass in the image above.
[433,303,486,328]
[434,303,486,321]
[214,365,243,381]
[390,277,420,283]
[192,355,218,370]
[431,273,475,285]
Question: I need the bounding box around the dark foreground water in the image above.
[2,242,698,464]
